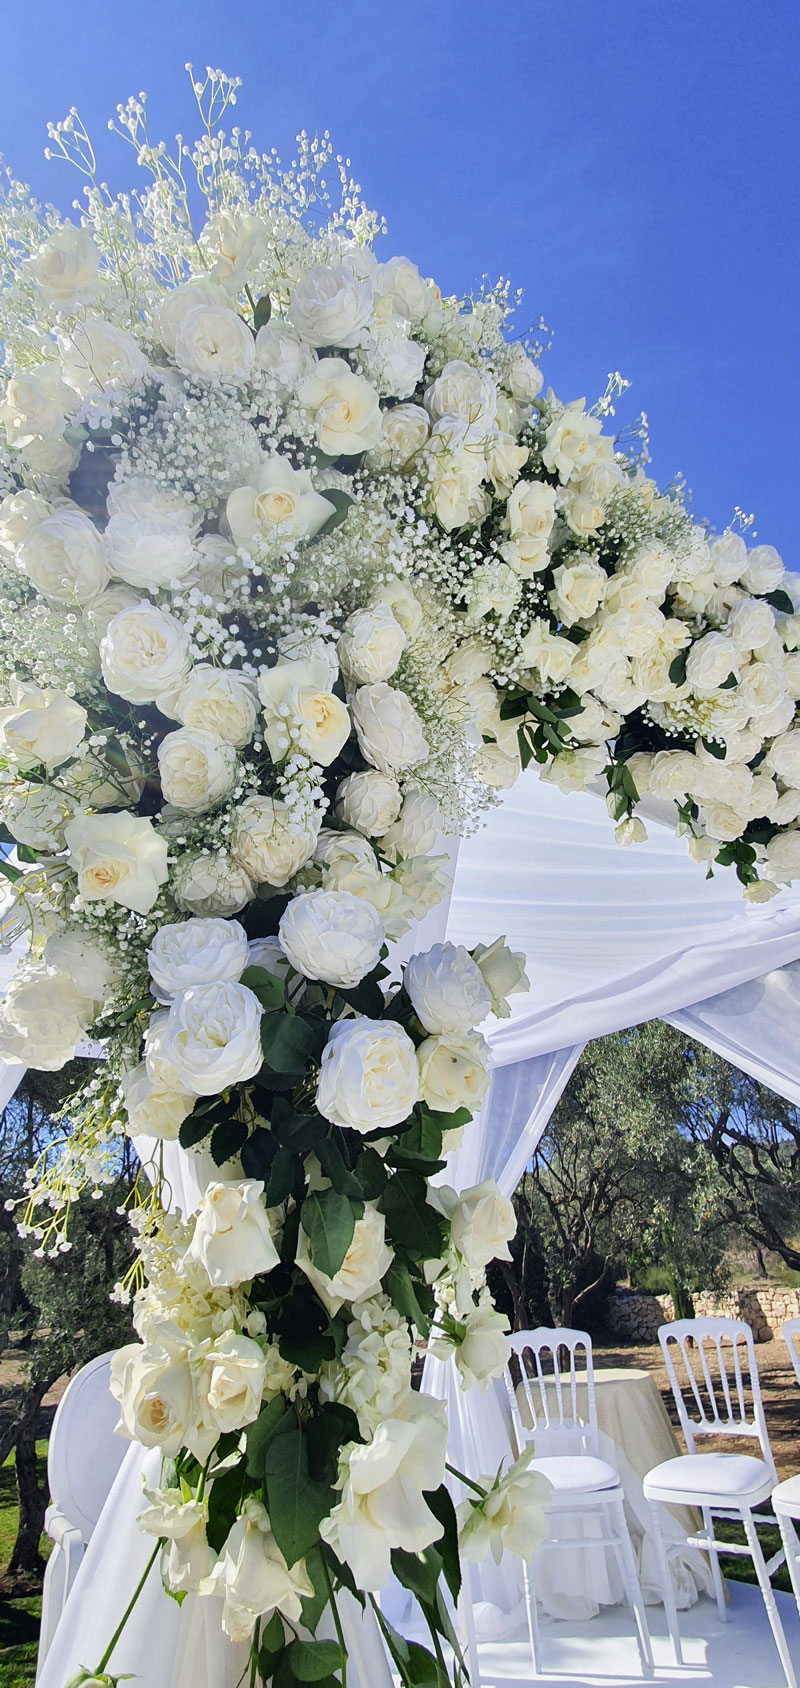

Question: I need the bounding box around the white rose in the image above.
[297,1202,394,1316]
[290,263,373,347]
[232,794,319,886]
[43,930,119,1009]
[767,731,800,787]
[0,678,86,770]
[338,605,406,685]
[376,257,431,323]
[18,435,81,491]
[473,742,520,789]
[708,531,748,587]
[153,278,231,354]
[443,639,492,688]
[203,1499,313,1643]
[314,830,378,871]
[466,560,521,623]
[185,1179,280,1287]
[457,1451,549,1565]
[740,544,785,595]
[764,831,800,884]
[351,682,429,774]
[425,360,497,434]
[0,966,94,1071]
[0,489,49,566]
[226,453,334,553]
[563,488,606,538]
[336,769,402,835]
[121,1063,193,1140]
[405,942,491,1036]
[160,982,263,1096]
[298,358,382,456]
[157,727,237,814]
[727,598,776,652]
[317,1017,419,1133]
[84,583,142,639]
[378,787,441,863]
[170,665,258,747]
[66,810,168,914]
[446,1179,516,1268]
[279,889,384,987]
[615,816,648,846]
[685,631,737,696]
[542,402,604,483]
[1,781,75,853]
[549,556,607,626]
[258,658,351,765]
[471,936,529,1019]
[322,858,411,943]
[624,540,674,599]
[196,1332,267,1441]
[486,431,528,499]
[0,364,77,448]
[371,577,425,641]
[369,403,430,470]
[110,1343,193,1457]
[254,319,317,389]
[148,918,249,998]
[433,1302,511,1392]
[502,343,544,404]
[173,304,255,381]
[698,800,747,842]
[361,323,426,400]
[417,1031,490,1114]
[19,510,108,605]
[320,1394,446,1589]
[104,513,196,591]
[25,222,100,302]
[647,749,701,801]
[60,316,148,397]
[174,851,254,918]
[247,935,293,981]
[100,603,191,704]
[201,209,267,290]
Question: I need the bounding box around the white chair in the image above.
[504,1328,653,1678]
[37,1351,127,1677]
[773,1320,800,1627]
[782,1316,800,1389]
[643,1317,795,1688]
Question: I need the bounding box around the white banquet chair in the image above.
[503,1328,653,1678]
[37,1351,127,1678]
[643,1317,795,1688]
[782,1316,800,1389]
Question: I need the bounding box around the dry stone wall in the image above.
[607,1285,800,1343]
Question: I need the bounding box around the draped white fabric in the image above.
[666,962,800,1107]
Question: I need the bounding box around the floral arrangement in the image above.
[0,62,796,1685]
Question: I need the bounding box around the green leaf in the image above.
[391,1546,442,1604]
[387,1109,443,1167]
[264,1426,338,1566]
[373,1616,443,1688]
[209,1118,249,1166]
[0,856,23,883]
[380,1171,443,1259]
[668,651,687,685]
[206,1461,246,1553]
[316,488,354,537]
[258,1609,287,1677]
[15,842,41,864]
[353,1146,387,1201]
[239,964,285,1010]
[316,1136,364,1198]
[240,1126,278,1182]
[179,1110,217,1150]
[298,1542,329,1634]
[301,1188,358,1277]
[265,1145,298,1207]
[288,1641,344,1682]
[422,1485,461,1601]
[335,975,386,1017]
[261,1011,327,1074]
[702,736,727,760]
[764,587,795,615]
[244,1395,292,1480]
[719,671,738,690]
[253,293,272,330]
[382,1259,432,1337]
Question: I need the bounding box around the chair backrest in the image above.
[782,1317,800,1390]
[504,1327,599,1457]
[658,1318,775,1476]
[47,1351,128,1542]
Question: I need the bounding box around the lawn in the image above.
[0,1442,48,1688]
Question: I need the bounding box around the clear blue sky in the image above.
[2,0,798,556]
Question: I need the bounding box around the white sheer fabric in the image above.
[667,962,800,1107]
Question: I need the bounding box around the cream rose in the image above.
[19,510,108,605]
[60,316,148,397]
[226,454,334,553]
[425,360,497,433]
[298,358,382,456]
[296,1203,393,1316]
[0,364,77,448]
[337,605,406,685]
[542,402,604,483]
[147,918,249,998]
[447,1179,516,1268]
[157,727,237,814]
[185,1180,280,1287]
[549,556,607,626]
[685,631,737,696]
[170,665,258,747]
[417,1031,490,1113]
[0,677,86,770]
[0,966,94,1071]
[436,1302,511,1392]
[258,657,351,766]
[25,222,100,302]
[336,769,402,836]
[369,403,430,470]
[350,682,429,775]
[320,1394,446,1589]
[405,943,491,1036]
[502,343,544,404]
[100,603,191,705]
[203,1499,313,1643]
[121,1063,193,1141]
[173,851,254,918]
[66,810,169,914]
[232,794,319,886]
[767,730,800,787]
[376,256,432,322]
[317,1017,419,1133]
[371,577,424,640]
[289,263,373,347]
[196,1332,267,1440]
[0,489,49,566]
[279,889,384,988]
[173,303,255,381]
[740,544,785,595]
[104,513,196,591]
[254,319,317,388]
[472,936,529,1018]
[378,787,441,863]
[160,981,263,1096]
[110,1342,194,1457]
[153,277,231,354]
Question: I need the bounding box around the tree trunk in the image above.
[755,1246,768,1279]
[7,1377,51,1576]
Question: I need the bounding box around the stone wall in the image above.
[607,1284,800,1344]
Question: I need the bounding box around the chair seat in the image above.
[644,1451,773,1500]
[772,1474,800,1518]
[529,1453,620,1495]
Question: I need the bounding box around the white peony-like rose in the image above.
[457,1450,549,1565]
[432,1301,511,1392]
[121,1062,193,1141]
[60,316,148,397]
[26,222,100,302]
[394,853,452,918]
[350,682,429,775]
[764,831,800,883]
[549,556,607,627]
[226,454,334,553]
[502,343,544,404]
[254,319,317,388]
[315,831,378,871]
[110,1342,194,1457]
[298,358,382,456]
[767,730,800,788]
[173,303,255,381]
[258,658,351,766]
[153,277,231,354]
[289,263,373,347]
[425,360,497,434]
[320,1393,447,1589]
[727,598,776,653]
[147,918,249,998]
[542,402,604,483]
[104,513,196,591]
[378,787,441,863]
[0,677,86,770]
[65,810,168,914]
[159,982,263,1097]
[185,1180,280,1287]
[100,603,191,704]
[371,577,424,640]
[337,605,406,685]
[0,489,49,565]
[335,769,401,838]
[503,478,557,576]
[376,256,432,322]
[232,794,319,886]
[173,851,254,918]
[647,749,701,802]
[446,1179,516,1268]
[361,322,426,400]
[170,665,258,747]
[0,967,95,1071]
[19,510,108,605]
[196,1331,267,1442]
[279,890,384,988]
[203,1498,313,1643]
[157,727,237,814]
[369,403,430,470]
[708,530,748,587]
[685,631,737,696]
[405,943,491,1035]
[317,1017,419,1133]
[0,364,77,448]
[417,1031,490,1113]
[740,544,785,596]
[201,208,267,290]
[1,781,76,853]
[297,1203,394,1316]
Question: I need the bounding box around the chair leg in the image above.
[702,1504,727,1621]
[648,1499,683,1666]
[521,1554,541,1677]
[456,1579,481,1688]
[741,1509,797,1688]
[608,1495,654,1677]
[776,1511,800,1625]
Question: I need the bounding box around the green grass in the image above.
[714,1514,792,1593]
[0,1441,48,1688]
